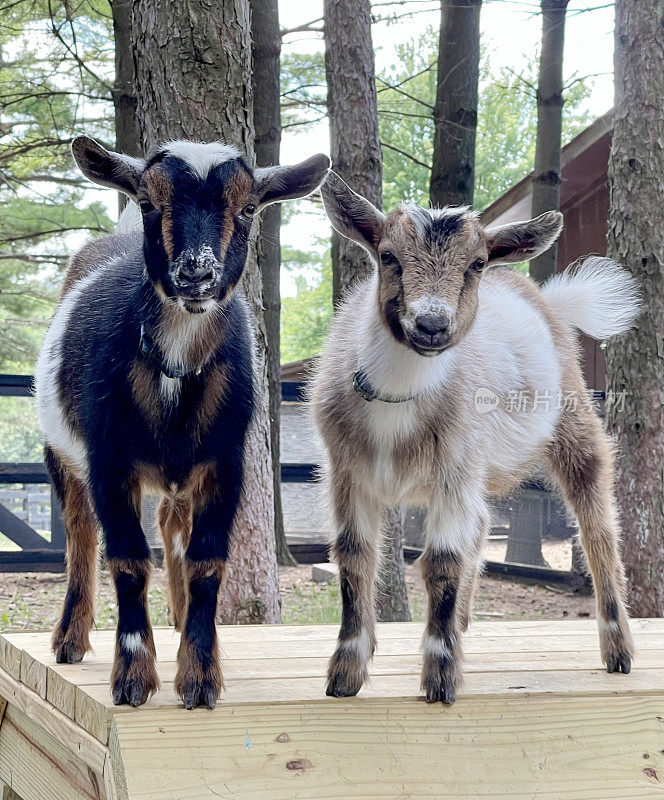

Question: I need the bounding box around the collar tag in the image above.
[353,371,376,402]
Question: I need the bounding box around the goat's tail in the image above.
[541,256,642,340]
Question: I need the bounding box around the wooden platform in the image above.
[1,620,664,799]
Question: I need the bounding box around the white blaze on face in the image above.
[161,141,241,179]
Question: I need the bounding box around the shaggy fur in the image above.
[312,172,640,704]
[36,136,329,709]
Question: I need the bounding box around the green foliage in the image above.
[0,397,43,462]
[378,31,437,208]
[378,30,593,211]
[280,244,333,364]
[0,0,115,370]
[280,32,595,364]
[280,50,327,132]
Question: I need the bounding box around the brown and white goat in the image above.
[36,137,329,708]
[311,171,641,703]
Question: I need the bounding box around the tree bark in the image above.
[324,0,409,622]
[250,0,294,566]
[111,0,139,213]
[429,0,482,208]
[377,508,411,622]
[529,0,569,284]
[131,0,281,623]
[605,0,664,618]
[324,0,383,306]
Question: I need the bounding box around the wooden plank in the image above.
[0,637,21,681]
[0,551,65,572]
[0,778,23,800]
[79,667,664,714]
[0,463,49,484]
[20,648,47,699]
[43,649,664,693]
[0,503,50,550]
[8,617,662,649]
[0,703,107,800]
[0,671,108,771]
[112,694,664,800]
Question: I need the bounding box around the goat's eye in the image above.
[241,203,257,218]
[139,199,154,214]
[472,258,486,271]
[380,251,397,266]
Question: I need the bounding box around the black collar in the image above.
[139,324,202,380]
[352,370,415,403]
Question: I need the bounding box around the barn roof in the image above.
[480,109,613,227]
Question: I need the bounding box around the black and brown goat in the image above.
[35,137,329,708]
[311,172,641,704]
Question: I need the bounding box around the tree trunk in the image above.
[529,0,569,284]
[250,0,294,567]
[323,0,383,306]
[324,0,409,622]
[377,508,411,622]
[131,0,281,623]
[429,0,482,208]
[605,0,664,618]
[504,488,548,567]
[111,0,139,213]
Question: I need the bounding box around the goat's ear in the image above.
[484,211,563,265]
[254,153,330,209]
[71,136,146,199]
[320,171,386,255]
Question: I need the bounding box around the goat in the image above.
[311,171,641,704]
[35,136,329,708]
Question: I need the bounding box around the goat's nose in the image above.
[176,258,214,286]
[415,312,450,337]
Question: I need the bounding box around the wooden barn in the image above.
[480,110,614,391]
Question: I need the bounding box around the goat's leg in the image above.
[326,482,382,698]
[547,408,633,674]
[47,446,98,664]
[90,469,159,706]
[456,515,487,633]
[421,493,486,703]
[157,496,191,631]
[174,462,237,709]
[108,557,159,706]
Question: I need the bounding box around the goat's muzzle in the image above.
[407,312,453,355]
[169,248,221,312]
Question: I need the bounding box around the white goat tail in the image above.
[541,256,642,340]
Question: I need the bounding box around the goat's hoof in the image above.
[179,678,220,710]
[52,626,90,664]
[175,661,223,710]
[325,673,363,698]
[606,653,631,674]
[601,619,634,675]
[111,653,159,707]
[424,684,456,704]
[421,655,461,705]
[325,648,367,698]
[55,642,85,664]
[112,677,155,707]
[605,648,632,674]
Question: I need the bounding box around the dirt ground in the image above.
[1,543,594,632]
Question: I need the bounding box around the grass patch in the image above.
[281,581,342,625]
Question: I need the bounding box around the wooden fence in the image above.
[0,374,589,588]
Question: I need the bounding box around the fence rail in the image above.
[1,374,595,587]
